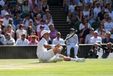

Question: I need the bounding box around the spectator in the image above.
[28,0,35,11]
[16,24,27,39]
[102,32,113,43]
[79,18,91,31]
[32,5,42,17]
[85,28,94,44]
[79,18,91,43]
[49,24,57,41]
[82,5,91,21]
[101,13,109,24]
[63,0,70,13]
[23,14,33,29]
[37,25,44,40]
[104,17,113,33]
[5,24,15,38]
[43,9,53,25]
[65,28,79,58]
[93,2,101,20]
[41,0,49,13]
[3,12,12,28]
[104,3,112,13]
[88,43,103,58]
[36,19,49,37]
[97,8,106,21]
[4,33,15,45]
[52,32,65,46]
[15,33,29,46]
[102,42,113,58]
[68,1,75,13]
[1,6,9,17]
[29,34,38,46]
[0,0,5,7]
[21,1,30,14]
[8,18,16,30]
[13,13,22,29]
[96,23,106,39]
[28,30,39,41]
[89,31,102,44]
[27,20,35,36]
[34,14,42,25]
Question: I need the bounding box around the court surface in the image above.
[0,59,113,76]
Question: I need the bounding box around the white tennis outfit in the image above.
[36,38,62,62]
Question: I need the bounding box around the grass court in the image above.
[0,59,113,76]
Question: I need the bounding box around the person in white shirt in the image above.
[104,17,113,32]
[93,2,101,19]
[36,30,85,62]
[0,0,5,7]
[89,31,102,44]
[36,19,50,33]
[1,7,9,17]
[16,24,27,39]
[85,28,94,44]
[65,28,79,58]
[4,33,15,45]
[3,12,12,27]
[68,2,75,13]
[79,18,91,31]
[15,34,29,46]
[52,32,65,46]
[103,17,113,38]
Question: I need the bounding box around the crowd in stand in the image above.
[0,0,57,46]
[64,0,113,45]
[63,0,113,58]
[0,0,113,45]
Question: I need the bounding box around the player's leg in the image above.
[60,54,85,62]
[48,54,63,62]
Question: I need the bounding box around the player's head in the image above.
[41,30,50,40]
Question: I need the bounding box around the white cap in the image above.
[94,31,98,34]
[41,30,50,37]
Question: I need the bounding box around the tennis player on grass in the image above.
[36,30,85,62]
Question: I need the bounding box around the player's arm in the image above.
[44,45,52,49]
[44,44,62,49]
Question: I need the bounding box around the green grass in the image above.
[0,59,113,76]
